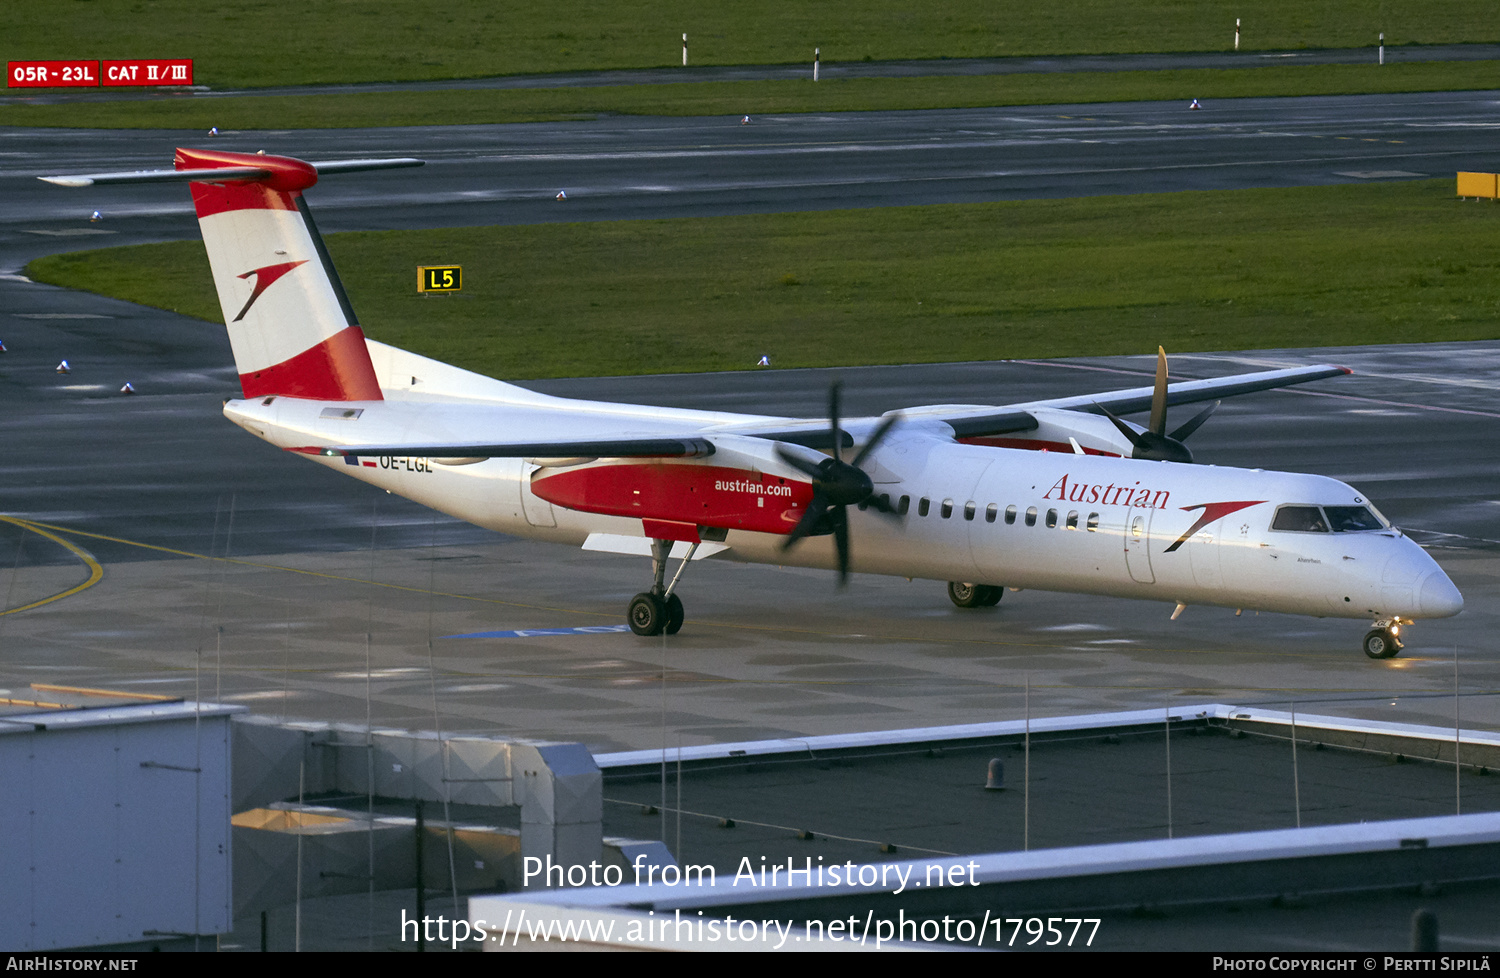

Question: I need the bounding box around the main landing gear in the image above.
[628,538,697,637]
[1362,618,1406,659]
[948,581,1004,609]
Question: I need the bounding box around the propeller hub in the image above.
[775,384,903,584]
[818,459,874,507]
[1096,350,1218,465]
[1132,433,1194,464]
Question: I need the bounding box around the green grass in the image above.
[4,1,1498,89]
[25,180,1500,379]
[6,61,1499,130]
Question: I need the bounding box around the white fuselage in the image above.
[48,151,1457,636]
[224,380,1462,623]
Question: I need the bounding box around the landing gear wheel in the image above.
[948,581,980,608]
[949,582,1000,609]
[1363,628,1403,659]
[664,594,685,635]
[629,592,667,636]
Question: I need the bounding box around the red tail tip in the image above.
[174,147,317,193]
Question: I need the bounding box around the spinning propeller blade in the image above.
[1096,347,1219,463]
[776,382,901,584]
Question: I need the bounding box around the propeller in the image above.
[1096,346,1219,463]
[774,383,901,584]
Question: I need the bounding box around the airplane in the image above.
[42,148,1463,660]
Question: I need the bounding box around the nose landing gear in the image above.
[629,538,696,637]
[1362,618,1405,659]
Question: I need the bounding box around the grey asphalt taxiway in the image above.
[1,95,1499,758]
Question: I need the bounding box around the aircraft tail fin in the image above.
[176,147,382,401]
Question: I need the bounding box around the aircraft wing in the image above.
[297,436,716,461]
[925,363,1350,437]
[297,363,1348,458]
[307,419,898,461]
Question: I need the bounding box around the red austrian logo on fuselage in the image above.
[1043,475,1265,554]
[233,259,308,322]
[1164,500,1266,553]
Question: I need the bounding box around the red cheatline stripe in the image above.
[238,325,383,402]
[190,180,299,219]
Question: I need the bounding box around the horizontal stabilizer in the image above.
[40,157,423,187]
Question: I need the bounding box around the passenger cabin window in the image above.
[1045,508,1058,529]
[941,499,954,519]
[985,503,998,524]
[918,497,930,517]
[964,501,976,521]
[1066,511,1079,530]
[897,495,910,515]
[1024,506,1037,527]
[1005,505,1017,525]
[1086,512,1099,532]
[1272,505,1329,533]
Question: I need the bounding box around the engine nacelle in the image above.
[959,407,1134,457]
[529,435,816,536]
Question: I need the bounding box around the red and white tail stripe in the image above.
[176,147,382,401]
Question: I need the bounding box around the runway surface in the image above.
[1,97,1497,756]
[7,43,1499,105]
[7,89,1500,236]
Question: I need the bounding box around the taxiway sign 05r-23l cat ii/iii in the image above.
[43,149,1463,658]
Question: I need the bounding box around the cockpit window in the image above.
[1271,505,1328,533]
[1324,506,1384,532]
[1272,504,1388,534]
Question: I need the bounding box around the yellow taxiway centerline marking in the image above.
[7,516,587,616]
[0,516,104,616]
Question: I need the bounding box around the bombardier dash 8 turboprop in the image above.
[43,149,1463,658]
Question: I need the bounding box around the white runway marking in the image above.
[13,313,112,319]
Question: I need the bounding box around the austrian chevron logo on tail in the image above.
[1165,500,1266,552]
[234,260,308,321]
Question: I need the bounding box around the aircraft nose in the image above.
[1418,569,1464,618]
